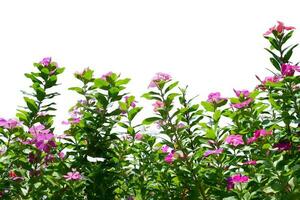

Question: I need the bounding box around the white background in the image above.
[0,0,299,133]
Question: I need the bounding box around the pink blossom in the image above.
[225,135,244,147]
[254,129,272,137]
[247,136,258,144]
[262,76,281,85]
[28,124,56,153]
[204,148,224,157]
[58,151,65,159]
[231,174,249,183]
[40,57,51,66]
[63,171,82,181]
[243,160,257,165]
[247,129,272,144]
[148,72,172,88]
[227,174,249,190]
[134,132,143,140]
[152,101,164,112]
[161,145,170,153]
[207,92,227,103]
[164,151,175,164]
[0,118,22,129]
[281,63,300,76]
[264,21,295,36]
[101,71,113,80]
[233,89,250,98]
[231,98,252,109]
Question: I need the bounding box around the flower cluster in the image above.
[247,129,272,144]
[148,72,172,88]
[26,124,56,153]
[227,174,249,190]
[264,21,295,36]
[0,118,22,130]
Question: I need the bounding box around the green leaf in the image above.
[213,110,221,122]
[94,78,109,88]
[25,73,42,84]
[45,75,57,88]
[201,101,214,112]
[116,78,130,86]
[164,81,179,94]
[41,67,50,75]
[128,107,142,121]
[35,87,46,101]
[270,57,281,71]
[96,93,108,107]
[118,122,128,128]
[282,31,294,44]
[142,117,161,125]
[109,87,120,97]
[267,37,280,51]
[265,48,281,64]
[56,67,65,74]
[83,69,93,80]
[141,92,161,101]
[24,97,38,113]
[205,128,216,139]
[69,87,84,94]
[283,44,298,62]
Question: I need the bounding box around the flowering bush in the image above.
[1,21,300,199]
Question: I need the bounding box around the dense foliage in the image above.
[1,21,300,199]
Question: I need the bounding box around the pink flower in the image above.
[281,63,300,76]
[161,145,170,153]
[148,72,172,88]
[164,152,175,164]
[247,136,258,144]
[152,101,164,112]
[231,174,249,183]
[231,98,252,109]
[264,21,295,36]
[262,75,281,85]
[225,135,244,146]
[254,129,272,137]
[207,92,227,103]
[204,148,224,157]
[63,109,82,125]
[0,118,22,129]
[40,57,51,66]
[247,129,272,144]
[63,171,82,181]
[134,132,143,140]
[233,89,250,98]
[58,151,65,159]
[101,71,113,80]
[227,174,249,190]
[243,160,257,165]
[28,124,56,153]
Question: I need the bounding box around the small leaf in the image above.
[142,117,161,125]
[164,81,179,94]
[24,97,38,113]
[128,107,142,121]
[116,78,131,86]
[94,79,109,88]
[270,57,281,71]
[201,101,214,112]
